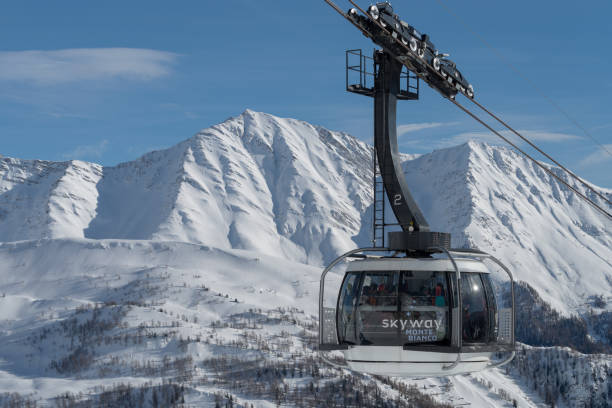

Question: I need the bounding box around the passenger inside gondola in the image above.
[434,283,446,307]
[338,270,456,346]
[356,273,398,344]
[398,271,449,344]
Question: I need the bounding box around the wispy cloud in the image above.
[44,111,93,119]
[518,130,581,142]
[591,123,612,131]
[0,48,178,84]
[397,121,459,137]
[62,139,109,160]
[579,144,612,167]
[434,131,500,148]
[433,129,581,148]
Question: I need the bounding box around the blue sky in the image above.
[1,0,611,187]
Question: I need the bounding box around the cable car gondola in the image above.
[319,247,515,377]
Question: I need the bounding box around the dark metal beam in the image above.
[373,51,429,232]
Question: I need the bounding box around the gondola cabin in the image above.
[319,250,515,377]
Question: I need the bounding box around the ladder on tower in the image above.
[372,148,385,247]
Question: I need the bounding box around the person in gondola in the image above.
[366,285,377,306]
[377,282,386,302]
[434,283,446,307]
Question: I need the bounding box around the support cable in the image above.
[433,0,612,159]
[469,98,611,206]
[324,0,373,39]
[449,98,612,220]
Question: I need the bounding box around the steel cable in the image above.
[433,0,612,159]
[450,98,612,219]
[468,98,611,206]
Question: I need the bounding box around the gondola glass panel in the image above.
[337,273,360,344]
[461,273,489,343]
[357,272,398,345]
[481,273,499,342]
[338,270,454,346]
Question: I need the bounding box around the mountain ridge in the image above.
[0,110,610,315]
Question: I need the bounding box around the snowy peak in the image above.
[0,158,101,241]
[84,141,188,241]
[0,111,372,265]
[404,140,611,314]
[0,113,610,314]
[185,110,372,264]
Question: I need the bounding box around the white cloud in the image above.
[45,111,92,119]
[62,140,109,160]
[592,123,612,131]
[579,144,612,167]
[434,129,581,148]
[519,130,581,142]
[397,121,458,137]
[434,131,501,148]
[0,48,178,84]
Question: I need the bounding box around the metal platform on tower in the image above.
[346,49,419,100]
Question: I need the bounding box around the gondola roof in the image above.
[346,257,490,273]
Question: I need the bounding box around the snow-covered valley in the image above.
[0,110,610,407]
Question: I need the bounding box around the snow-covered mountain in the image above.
[1,110,609,313]
[1,110,371,266]
[0,110,610,406]
[0,158,102,241]
[401,142,611,315]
